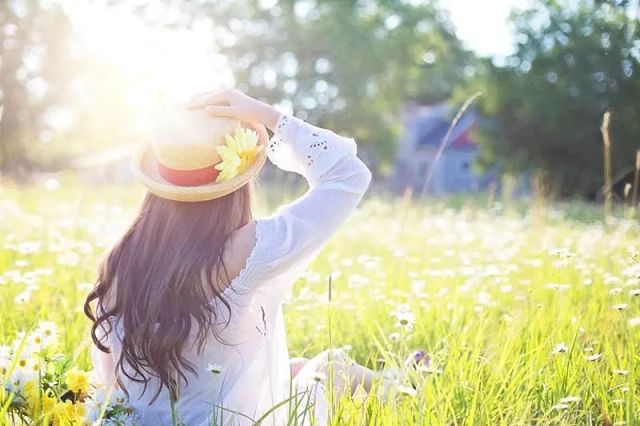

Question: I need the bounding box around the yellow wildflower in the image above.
[23,380,56,419]
[65,368,89,395]
[23,380,38,402]
[52,400,85,426]
[215,128,262,182]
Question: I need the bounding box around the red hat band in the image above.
[157,160,220,187]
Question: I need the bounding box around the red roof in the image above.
[450,131,477,149]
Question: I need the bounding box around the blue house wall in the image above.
[392,103,494,194]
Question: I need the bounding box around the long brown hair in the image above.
[84,183,254,403]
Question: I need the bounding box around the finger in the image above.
[185,92,226,110]
[204,105,240,119]
[185,90,231,110]
[184,91,214,110]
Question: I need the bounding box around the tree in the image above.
[0,1,73,179]
[469,0,640,198]
[176,0,473,166]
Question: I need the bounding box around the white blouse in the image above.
[91,114,372,425]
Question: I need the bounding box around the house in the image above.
[392,103,495,194]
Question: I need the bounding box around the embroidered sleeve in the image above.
[267,114,359,187]
[230,114,372,295]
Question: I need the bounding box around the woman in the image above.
[84,89,419,425]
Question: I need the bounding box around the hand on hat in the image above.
[185,89,280,131]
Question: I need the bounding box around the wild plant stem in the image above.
[632,150,640,210]
[327,274,334,419]
[601,111,613,220]
[419,91,483,199]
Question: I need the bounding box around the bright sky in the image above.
[65,1,233,107]
[443,0,530,58]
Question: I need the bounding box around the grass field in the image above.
[1,182,639,425]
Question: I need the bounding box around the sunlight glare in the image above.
[65,1,232,125]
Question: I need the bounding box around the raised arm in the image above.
[249,113,372,281]
[187,90,372,293]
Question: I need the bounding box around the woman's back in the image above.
[88,94,372,425]
[103,273,291,425]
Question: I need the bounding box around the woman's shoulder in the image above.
[222,221,258,286]
[219,217,290,294]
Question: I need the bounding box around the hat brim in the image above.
[132,121,269,202]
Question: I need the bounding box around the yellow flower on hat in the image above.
[215,127,263,183]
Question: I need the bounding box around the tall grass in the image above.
[0,182,639,425]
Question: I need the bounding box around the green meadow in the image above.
[1,182,639,425]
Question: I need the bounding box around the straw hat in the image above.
[132,108,268,202]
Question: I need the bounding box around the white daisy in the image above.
[552,343,568,354]
[207,363,223,375]
[559,395,581,404]
[585,353,602,362]
[311,372,326,382]
[390,306,416,329]
[628,317,640,327]
[397,385,417,397]
[36,321,59,348]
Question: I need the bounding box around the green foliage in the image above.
[0,1,74,178]
[3,0,638,201]
[0,2,145,179]
[185,0,473,163]
[468,0,640,198]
